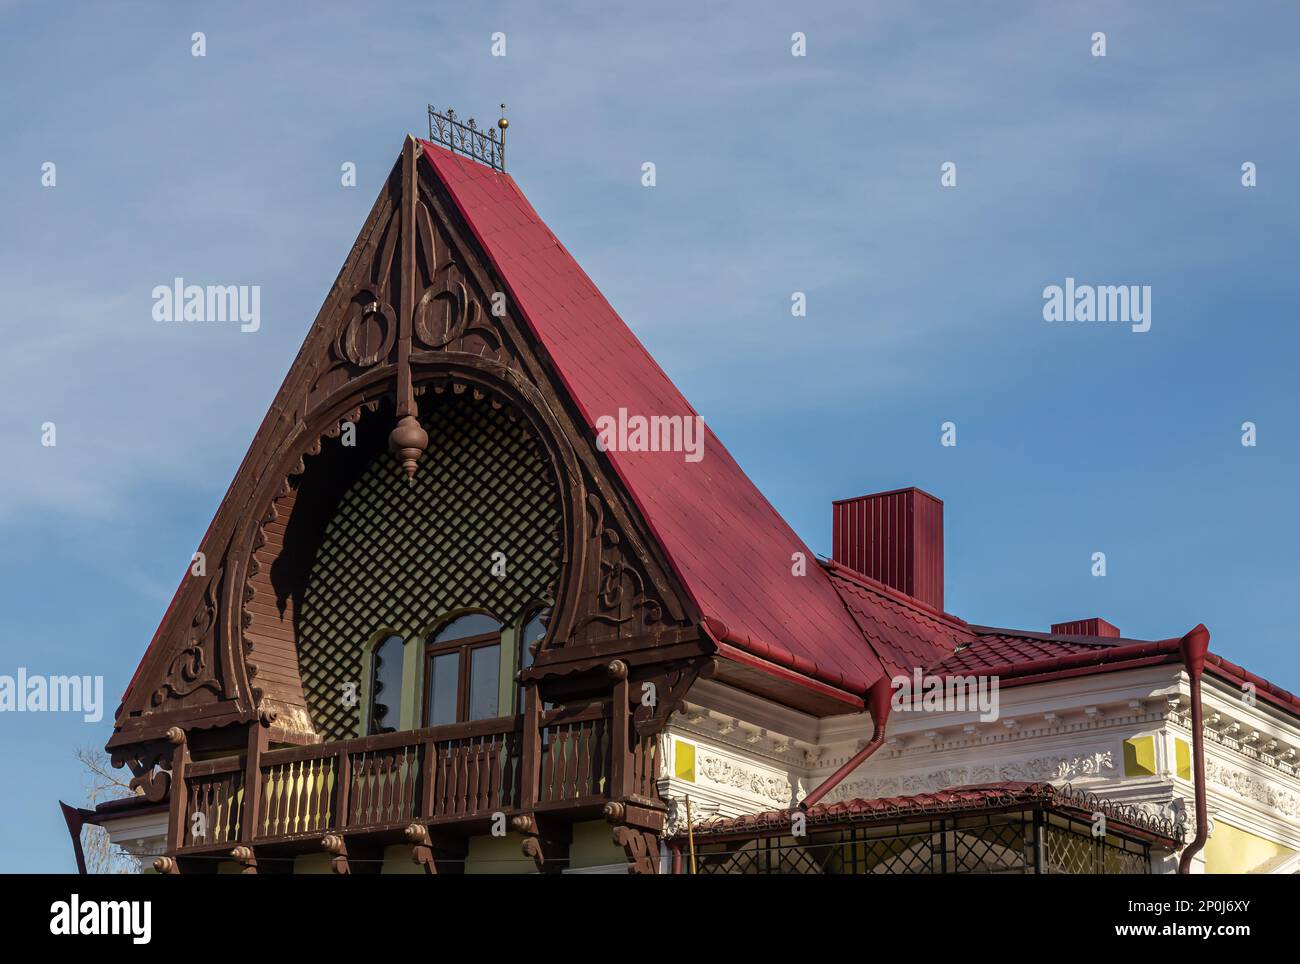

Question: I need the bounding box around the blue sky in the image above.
[2,1,1298,871]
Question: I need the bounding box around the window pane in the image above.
[468,644,500,720]
[520,612,548,671]
[433,612,501,642]
[517,610,550,714]
[426,651,460,726]
[369,635,403,735]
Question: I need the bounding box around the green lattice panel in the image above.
[297,393,562,741]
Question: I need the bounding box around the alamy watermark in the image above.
[1043,277,1150,333]
[891,668,1000,722]
[595,408,705,463]
[152,277,261,332]
[50,895,151,944]
[0,668,103,722]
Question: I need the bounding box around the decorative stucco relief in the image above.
[694,750,795,806]
[823,753,1115,805]
[999,751,1115,783]
[1206,758,1300,819]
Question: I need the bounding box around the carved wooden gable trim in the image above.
[110,138,701,753]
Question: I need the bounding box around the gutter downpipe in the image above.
[799,676,894,811]
[1177,624,1211,875]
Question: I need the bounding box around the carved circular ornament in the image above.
[414,275,479,349]
[338,292,396,367]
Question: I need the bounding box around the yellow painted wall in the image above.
[1123,736,1156,777]
[1203,820,1295,874]
[465,832,535,874]
[674,739,696,782]
[568,819,628,870]
[381,843,426,874]
[1174,738,1192,781]
[292,853,334,874]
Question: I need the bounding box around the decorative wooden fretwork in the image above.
[109,136,699,802]
[296,388,562,741]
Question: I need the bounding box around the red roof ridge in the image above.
[968,624,1137,646]
[821,557,969,629]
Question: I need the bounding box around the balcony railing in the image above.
[176,701,619,853]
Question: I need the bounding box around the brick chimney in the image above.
[832,487,944,611]
[1051,617,1121,638]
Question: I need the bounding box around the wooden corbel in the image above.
[405,823,438,874]
[512,814,571,874]
[604,802,661,875]
[230,845,258,875]
[404,823,467,875]
[632,657,718,737]
[321,833,350,875]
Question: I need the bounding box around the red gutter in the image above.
[798,677,894,811]
[701,622,865,711]
[60,802,94,875]
[1178,624,1211,875]
[1204,652,1300,716]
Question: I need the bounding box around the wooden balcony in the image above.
[168,698,660,865]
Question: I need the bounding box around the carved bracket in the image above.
[604,802,663,875]
[111,742,173,803]
[512,814,571,874]
[632,657,718,737]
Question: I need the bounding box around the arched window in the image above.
[424,613,503,726]
[516,609,550,713]
[368,634,404,735]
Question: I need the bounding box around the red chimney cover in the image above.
[1051,617,1121,638]
[832,487,944,611]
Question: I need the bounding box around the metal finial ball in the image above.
[498,117,509,130]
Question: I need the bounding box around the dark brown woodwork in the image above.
[631,656,719,737]
[604,802,665,875]
[403,823,467,874]
[241,721,270,842]
[512,813,572,874]
[111,139,730,871]
[164,727,188,854]
[608,660,631,800]
[230,845,258,874]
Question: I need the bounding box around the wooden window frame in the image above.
[366,632,405,736]
[422,629,502,726]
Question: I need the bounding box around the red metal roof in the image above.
[927,630,1119,676]
[822,559,969,678]
[421,141,885,696]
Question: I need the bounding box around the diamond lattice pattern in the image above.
[297,393,562,741]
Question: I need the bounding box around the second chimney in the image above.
[832,487,944,611]
[1051,617,1121,638]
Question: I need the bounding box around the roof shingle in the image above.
[422,142,885,695]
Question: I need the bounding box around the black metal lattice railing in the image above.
[427,105,506,172]
[692,810,1153,875]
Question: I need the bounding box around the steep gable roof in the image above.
[420,141,885,697]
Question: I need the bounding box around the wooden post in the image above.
[418,734,437,819]
[164,727,189,853]
[519,683,542,808]
[240,722,269,842]
[607,661,631,800]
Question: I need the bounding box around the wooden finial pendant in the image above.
[388,415,428,481]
